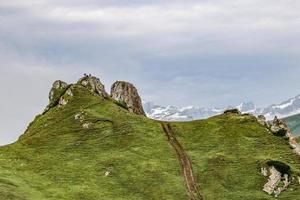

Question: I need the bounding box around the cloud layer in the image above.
[1,0,300,144]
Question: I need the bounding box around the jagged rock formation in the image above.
[44,80,69,112]
[257,115,269,127]
[262,165,290,197]
[45,75,146,117]
[111,81,145,116]
[49,80,68,101]
[78,75,109,98]
[271,116,289,136]
[58,87,74,107]
[270,116,300,156]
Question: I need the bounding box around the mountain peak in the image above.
[43,75,146,117]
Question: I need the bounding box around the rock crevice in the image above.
[262,166,290,197]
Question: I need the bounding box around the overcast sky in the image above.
[1,0,300,144]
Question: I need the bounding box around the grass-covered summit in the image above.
[1,75,300,200]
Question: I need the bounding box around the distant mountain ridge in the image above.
[144,94,300,121]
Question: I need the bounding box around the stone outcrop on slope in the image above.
[44,80,69,112]
[44,75,146,116]
[111,81,145,116]
[78,74,109,99]
[257,115,269,127]
[49,80,68,102]
[262,165,290,197]
[270,116,300,156]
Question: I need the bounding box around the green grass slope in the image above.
[0,83,300,199]
[172,115,300,199]
[284,113,300,136]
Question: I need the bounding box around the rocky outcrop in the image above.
[49,80,68,102]
[111,81,145,116]
[262,162,291,197]
[44,80,69,112]
[78,75,109,98]
[257,115,269,127]
[58,86,74,107]
[270,116,289,136]
[262,166,290,197]
[270,116,300,156]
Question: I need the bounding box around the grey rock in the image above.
[44,80,69,112]
[257,115,269,127]
[270,116,300,156]
[111,81,145,116]
[270,116,289,136]
[78,75,109,98]
[263,166,290,197]
[49,80,68,102]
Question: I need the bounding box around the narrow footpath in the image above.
[161,123,205,200]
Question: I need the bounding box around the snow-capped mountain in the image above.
[260,95,300,119]
[143,95,300,121]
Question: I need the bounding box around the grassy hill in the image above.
[1,81,300,199]
[283,113,300,136]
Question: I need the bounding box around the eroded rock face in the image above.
[44,80,69,112]
[270,116,300,156]
[49,80,68,103]
[257,115,269,127]
[262,166,290,197]
[111,81,145,116]
[78,75,109,98]
[271,116,289,136]
[58,87,74,107]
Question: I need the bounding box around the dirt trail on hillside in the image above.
[161,123,204,200]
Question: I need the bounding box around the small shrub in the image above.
[273,128,287,137]
[224,109,241,115]
[267,160,291,175]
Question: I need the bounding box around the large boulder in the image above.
[78,75,109,98]
[44,80,69,112]
[270,116,300,156]
[49,80,68,102]
[111,81,145,116]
